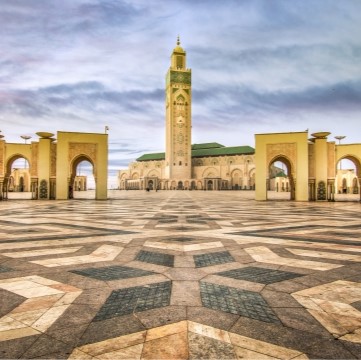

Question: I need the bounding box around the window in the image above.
[176,56,183,68]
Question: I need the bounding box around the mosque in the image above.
[118,39,258,191]
[118,38,361,202]
[1,40,360,201]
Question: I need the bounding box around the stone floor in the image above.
[0,190,361,359]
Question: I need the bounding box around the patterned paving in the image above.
[200,282,281,323]
[216,266,303,284]
[70,265,156,281]
[194,250,235,267]
[0,276,82,341]
[135,250,175,267]
[93,281,172,320]
[0,190,360,359]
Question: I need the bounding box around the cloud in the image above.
[1,0,361,165]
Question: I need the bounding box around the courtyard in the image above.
[0,190,361,359]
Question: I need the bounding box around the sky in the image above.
[1,0,361,187]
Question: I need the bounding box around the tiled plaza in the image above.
[1,190,361,359]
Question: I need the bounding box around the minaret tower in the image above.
[165,37,192,180]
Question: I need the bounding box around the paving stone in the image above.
[166,236,196,242]
[0,336,40,359]
[187,306,239,331]
[200,281,280,324]
[94,281,172,321]
[216,266,303,284]
[20,334,74,359]
[0,265,12,273]
[78,314,146,346]
[135,250,175,267]
[188,332,236,359]
[194,251,235,268]
[70,265,155,281]
[1,191,361,359]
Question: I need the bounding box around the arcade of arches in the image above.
[255,131,361,202]
[0,131,108,200]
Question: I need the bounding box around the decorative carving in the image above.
[0,141,4,177]
[68,143,97,164]
[266,143,297,173]
[170,70,191,85]
[50,143,57,177]
[31,143,39,177]
[317,181,326,200]
[39,179,48,199]
[327,142,336,178]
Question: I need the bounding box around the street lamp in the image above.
[20,135,31,168]
[335,136,346,170]
[21,135,31,144]
[105,126,109,134]
[335,135,345,145]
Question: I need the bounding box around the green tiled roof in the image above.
[136,152,165,161]
[192,145,254,158]
[136,144,255,161]
[191,142,225,150]
[275,171,287,178]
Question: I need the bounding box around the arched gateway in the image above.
[0,131,108,200]
[255,131,361,202]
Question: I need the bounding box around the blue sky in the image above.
[1,0,361,186]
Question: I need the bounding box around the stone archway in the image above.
[335,154,361,201]
[268,156,294,200]
[231,169,243,190]
[255,132,309,201]
[0,131,108,200]
[2,154,32,200]
[69,155,95,199]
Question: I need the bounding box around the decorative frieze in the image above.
[266,143,297,172]
[68,142,97,164]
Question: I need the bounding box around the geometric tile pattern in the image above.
[292,280,361,344]
[167,236,196,242]
[216,266,303,284]
[0,276,82,341]
[244,246,343,271]
[1,191,361,358]
[30,244,124,267]
[144,240,224,252]
[93,281,172,321]
[70,265,156,281]
[135,250,174,267]
[200,282,280,323]
[287,248,361,262]
[194,251,234,268]
[69,321,308,360]
[2,246,82,258]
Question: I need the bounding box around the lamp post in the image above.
[335,135,345,145]
[20,135,31,144]
[20,135,31,168]
[335,136,346,170]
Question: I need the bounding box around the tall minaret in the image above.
[165,37,192,180]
